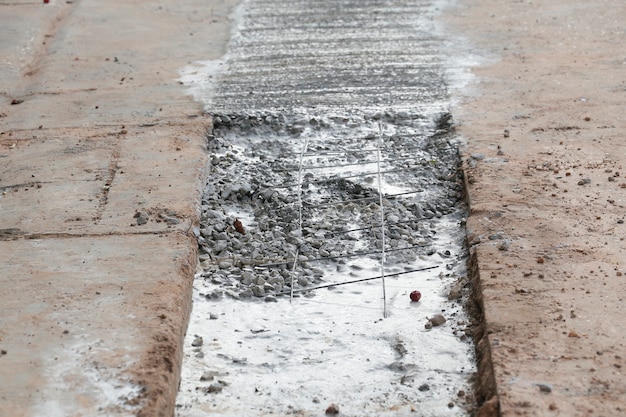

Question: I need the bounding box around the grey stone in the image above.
[135,214,148,225]
[241,271,255,285]
[537,383,552,393]
[163,216,180,225]
[191,336,203,347]
[200,371,218,381]
[239,289,253,298]
[218,261,231,270]
[428,314,446,327]
[213,240,228,253]
[251,285,265,297]
[221,185,232,200]
[206,383,223,394]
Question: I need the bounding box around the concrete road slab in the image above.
[0,122,208,235]
[0,1,71,95]
[0,233,196,417]
[2,88,200,131]
[445,0,626,415]
[0,0,239,416]
[0,133,114,233]
[97,122,208,233]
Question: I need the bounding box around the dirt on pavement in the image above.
[0,1,237,416]
[444,1,626,416]
[1,0,625,416]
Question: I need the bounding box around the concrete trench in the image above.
[3,0,622,415]
[176,0,483,415]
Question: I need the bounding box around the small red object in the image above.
[233,218,245,235]
[44,0,49,3]
[410,290,421,302]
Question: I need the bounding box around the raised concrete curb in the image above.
[446,1,626,415]
[0,1,237,416]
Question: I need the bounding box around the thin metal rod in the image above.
[302,151,345,156]
[320,220,422,236]
[278,138,443,159]
[273,154,429,172]
[274,159,378,172]
[290,248,299,304]
[283,265,438,294]
[269,165,424,189]
[257,243,429,268]
[376,124,388,318]
[292,137,309,304]
[296,137,310,230]
[304,146,382,154]
[302,195,379,208]
[300,188,424,209]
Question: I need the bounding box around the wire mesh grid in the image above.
[215,122,441,317]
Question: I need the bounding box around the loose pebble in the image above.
[193,112,464,301]
[537,383,552,393]
[428,314,447,327]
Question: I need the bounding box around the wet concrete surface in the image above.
[192,0,450,115]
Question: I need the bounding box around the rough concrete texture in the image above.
[2,0,625,416]
[445,1,626,416]
[0,1,238,416]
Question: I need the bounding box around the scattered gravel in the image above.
[178,1,477,415]
[196,110,465,299]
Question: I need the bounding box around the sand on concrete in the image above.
[0,1,238,416]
